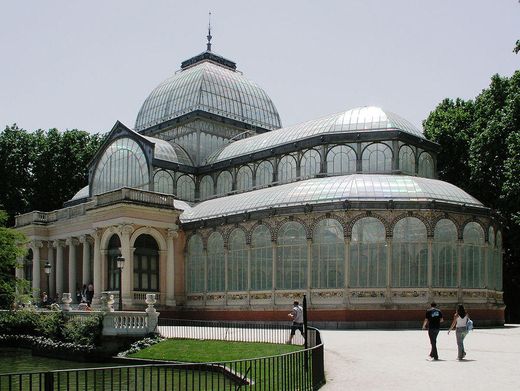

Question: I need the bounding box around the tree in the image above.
[514,39,520,54]
[0,210,27,309]
[424,70,520,322]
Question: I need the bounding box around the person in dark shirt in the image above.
[422,302,444,360]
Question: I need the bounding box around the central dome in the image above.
[135,52,282,132]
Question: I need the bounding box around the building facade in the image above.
[15,44,504,327]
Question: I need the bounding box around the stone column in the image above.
[92,229,102,306]
[120,224,134,307]
[79,235,92,286]
[54,240,65,300]
[31,241,43,300]
[47,241,55,297]
[66,237,79,303]
[166,228,178,306]
[15,257,24,298]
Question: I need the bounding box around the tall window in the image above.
[251,225,273,290]
[107,235,121,290]
[432,219,458,288]
[207,232,225,292]
[300,149,321,179]
[133,235,159,291]
[495,231,503,290]
[236,166,253,192]
[277,155,297,184]
[462,222,485,288]
[255,161,273,188]
[399,145,415,175]
[362,143,392,173]
[276,222,307,289]
[488,227,495,290]
[176,175,195,201]
[418,152,434,178]
[392,218,428,287]
[153,170,173,194]
[216,171,233,195]
[350,217,387,288]
[326,145,356,175]
[228,229,247,291]
[199,175,214,200]
[93,137,149,195]
[312,219,344,289]
[187,235,205,293]
[24,249,33,288]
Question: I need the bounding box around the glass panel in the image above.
[392,217,427,287]
[488,226,495,290]
[236,166,253,192]
[133,235,159,292]
[251,225,273,290]
[362,143,392,173]
[418,152,435,178]
[326,145,356,175]
[312,219,344,289]
[255,161,273,188]
[207,232,225,292]
[199,175,214,200]
[216,171,233,195]
[350,217,386,287]
[107,234,121,290]
[432,219,458,288]
[300,149,321,179]
[276,222,307,289]
[228,229,247,291]
[277,155,297,184]
[399,145,415,175]
[153,170,174,194]
[176,175,195,202]
[93,137,149,195]
[187,235,205,293]
[496,231,503,290]
[462,222,485,288]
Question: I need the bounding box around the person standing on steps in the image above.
[422,302,444,360]
[287,301,304,344]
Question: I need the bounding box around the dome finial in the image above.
[206,11,212,52]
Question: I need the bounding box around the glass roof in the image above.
[205,106,424,164]
[135,61,281,132]
[180,174,482,222]
[142,135,193,165]
[70,185,89,201]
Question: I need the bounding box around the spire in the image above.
[206,11,212,52]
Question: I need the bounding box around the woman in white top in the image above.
[448,304,469,360]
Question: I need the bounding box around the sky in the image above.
[0,0,519,134]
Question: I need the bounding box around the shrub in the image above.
[0,308,39,335]
[61,315,103,346]
[36,311,64,339]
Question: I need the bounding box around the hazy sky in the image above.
[1,0,519,134]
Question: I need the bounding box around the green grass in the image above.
[129,339,302,362]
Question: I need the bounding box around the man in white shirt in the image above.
[287,301,304,344]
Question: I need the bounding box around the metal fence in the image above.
[0,321,325,390]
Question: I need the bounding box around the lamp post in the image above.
[44,261,51,303]
[116,255,125,311]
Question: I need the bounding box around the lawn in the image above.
[129,339,302,362]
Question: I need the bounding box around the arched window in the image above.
[153,170,173,194]
[107,234,121,291]
[228,229,247,291]
[216,171,233,195]
[176,175,195,202]
[187,235,205,293]
[350,217,387,288]
[236,166,253,192]
[277,222,307,289]
[392,217,428,287]
[207,232,225,292]
[432,219,458,288]
[251,225,272,291]
[399,145,415,175]
[199,175,214,201]
[362,143,392,173]
[312,219,344,289]
[488,227,495,290]
[24,249,33,287]
[418,152,434,178]
[93,137,149,195]
[300,149,321,179]
[277,155,297,184]
[462,222,485,288]
[495,231,503,290]
[133,234,159,292]
[326,145,356,175]
[255,161,273,188]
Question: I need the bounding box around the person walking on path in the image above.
[287,300,304,344]
[422,302,444,360]
[448,304,470,360]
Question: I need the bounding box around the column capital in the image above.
[53,239,65,248]
[167,228,178,239]
[30,240,44,250]
[79,234,95,244]
[118,224,134,236]
[65,237,80,246]
[93,228,103,239]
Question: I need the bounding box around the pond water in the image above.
[0,349,117,374]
